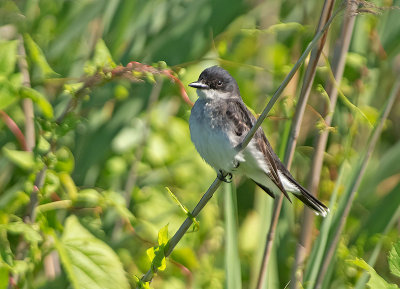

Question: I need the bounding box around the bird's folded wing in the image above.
[226,99,291,202]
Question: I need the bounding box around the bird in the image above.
[188,66,328,217]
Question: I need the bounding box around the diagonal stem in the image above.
[313,76,400,289]
[138,4,345,286]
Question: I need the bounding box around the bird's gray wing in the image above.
[225,99,291,202]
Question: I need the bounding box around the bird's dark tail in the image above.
[277,171,329,217]
[292,189,329,217]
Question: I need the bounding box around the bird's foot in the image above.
[217,170,233,183]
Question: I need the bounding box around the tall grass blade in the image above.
[224,182,242,289]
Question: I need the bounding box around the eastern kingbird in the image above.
[188,66,328,217]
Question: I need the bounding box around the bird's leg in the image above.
[217,170,233,183]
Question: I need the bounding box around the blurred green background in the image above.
[1,0,400,288]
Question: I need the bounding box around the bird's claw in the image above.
[218,170,233,183]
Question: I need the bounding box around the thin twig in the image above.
[18,35,35,152]
[0,111,27,151]
[256,3,343,288]
[140,177,223,283]
[138,5,344,286]
[292,0,355,287]
[301,0,357,282]
[314,76,400,289]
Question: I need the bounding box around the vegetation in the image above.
[0,0,399,288]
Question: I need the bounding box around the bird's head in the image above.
[189,66,240,100]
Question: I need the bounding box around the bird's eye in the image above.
[217,80,223,86]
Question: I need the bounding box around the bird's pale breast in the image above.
[189,99,238,172]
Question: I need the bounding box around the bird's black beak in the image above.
[189,81,209,89]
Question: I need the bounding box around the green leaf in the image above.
[146,224,169,272]
[59,172,78,200]
[157,224,168,246]
[0,78,18,110]
[1,221,42,243]
[55,147,75,173]
[350,258,399,289]
[23,34,57,78]
[2,147,35,170]
[54,215,129,289]
[0,40,18,76]
[74,189,102,207]
[134,276,153,289]
[84,39,115,74]
[389,241,400,278]
[20,87,54,119]
[166,187,199,231]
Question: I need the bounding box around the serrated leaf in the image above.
[2,147,35,170]
[55,216,129,289]
[23,34,57,78]
[350,258,399,289]
[0,40,18,76]
[20,87,53,119]
[389,242,400,278]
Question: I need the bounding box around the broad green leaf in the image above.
[389,241,400,278]
[55,215,129,289]
[0,40,18,76]
[20,87,54,119]
[350,258,399,289]
[2,147,35,170]
[23,34,57,78]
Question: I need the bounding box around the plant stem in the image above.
[18,35,35,152]
[314,76,400,289]
[140,177,223,283]
[138,5,344,286]
[256,4,343,289]
[292,0,356,287]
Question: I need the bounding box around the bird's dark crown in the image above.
[197,66,240,94]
